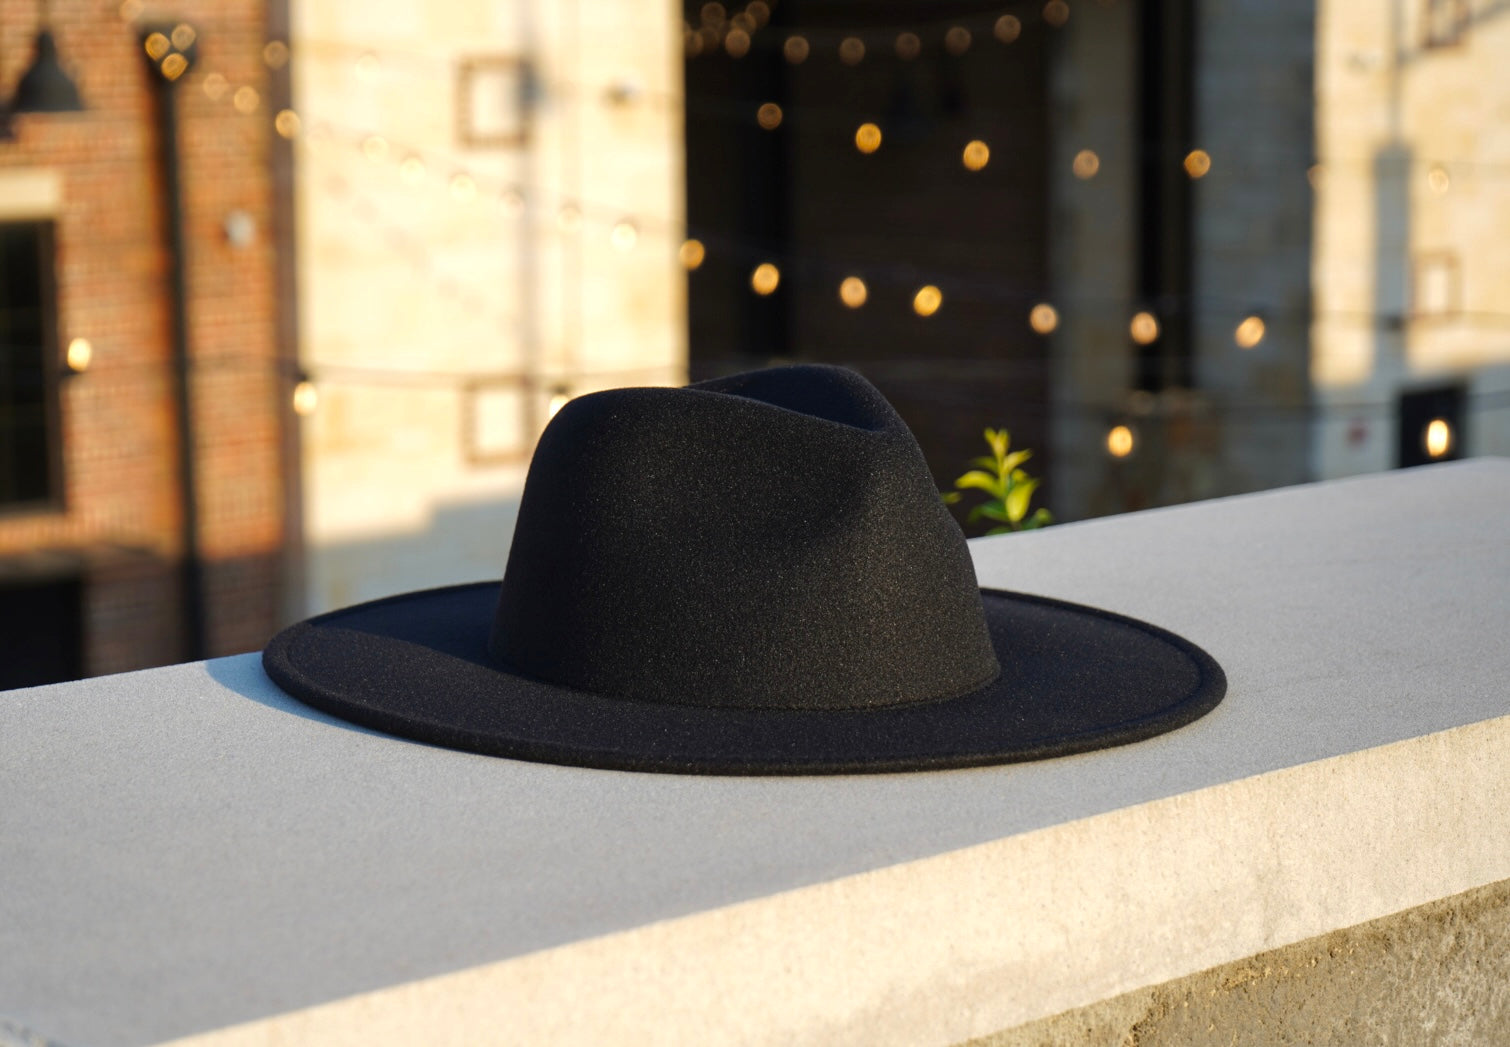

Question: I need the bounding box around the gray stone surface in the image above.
[970,877,1510,1047]
[1,460,1507,1045]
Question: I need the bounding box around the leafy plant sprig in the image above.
[942,428,1053,535]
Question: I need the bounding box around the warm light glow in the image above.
[685,28,704,57]
[994,14,1022,42]
[548,390,573,419]
[144,32,170,60]
[747,2,771,27]
[160,54,188,81]
[757,102,783,130]
[725,29,751,58]
[1183,149,1212,178]
[292,380,318,416]
[945,26,972,55]
[730,12,755,32]
[398,154,425,183]
[262,40,289,69]
[449,173,477,203]
[274,109,300,139]
[679,239,706,270]
[170,23,196,50]
[701,2,726,24]
[839,36,866,65]
[361,135,388,162]
[962,140,990,171]
[1424,418,1452,458]
[1073,149,1100,179]
[118,0,143,21]
[1234,315,1266,349]
[203,72,227,100]
[66,337,92,372]
[751,263,781,295]
[839,276,868,308]
[1107,425,1134,458]
[1427,165,1450,195]
[1043,0,1070,28]
[611,221,638,252]
[855,122,882,154]
[1130,311,1160,345]
[1029,303,1059,334]
[913,285,943,317]
[895,32,921,60]
[784,35,810,63]
[233,86,260,114]
[356,52,379,78]
[557,205,582,233]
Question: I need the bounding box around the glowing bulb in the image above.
[170,23,196,50]
[945,26,972,55]
[725,29,750,57]
[839,276,868,308]
[449,173,477,203]
[274,109,301,139]
[1424,418,1452,458]
[1234,315,1266,349]
[839,36,866,65]
[1073,149,1100,179]
[292,380,318,416]
[784,35,810,63]
[202,72,227,100]
[66,337,93,372]
[160,54,188,81]
[1107,425,1134,458]
[233,86,260,114]
[679,238,706,270]
[913,285,942,317]
[962,140,990,171]
[611,221,638,252]
[854,122,882,154]
[747,2,770,27]
[751,262,780,295]
[730,12,755,32]
[895,32,921,60]
[1184,149,1212,179]
[399,155,425,183]
[1130,311,1159,345]
[757,102,783,130]
[263,40,290,69]
[144,32,170,60]
[994,14,1022,42]
[1427,165,1450,195]
[1029,303,1059,334]
[1043,0,1070,27]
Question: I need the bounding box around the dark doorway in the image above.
[684,1,1052,498]
[0,575,84,690]
[0,220,63,509]
[1397,384,1466,468]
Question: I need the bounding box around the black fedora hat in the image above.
[264,365,1224,775]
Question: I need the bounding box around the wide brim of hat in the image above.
[262,583,1225,775]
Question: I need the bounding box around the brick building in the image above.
[0,0,295,688]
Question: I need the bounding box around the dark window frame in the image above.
[0,219,66,515]
[1423,0,1470,48]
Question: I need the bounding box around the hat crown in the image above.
[490,365,999,711]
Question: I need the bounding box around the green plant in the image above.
[943,428,1053,535]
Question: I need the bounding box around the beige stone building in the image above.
[289,0,685,614]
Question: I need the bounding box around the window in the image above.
[0,220,62,509]
[1424,0,1469,48]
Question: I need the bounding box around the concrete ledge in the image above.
[3,460,1508,1045]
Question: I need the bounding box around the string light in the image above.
[449,173,477,203]
[725,29,751,58]
[784,36,810,63]
[839,37,866,65]
[292,380,319,416]
[170,23,196,50]
[1029,303,1059,334]
[1043,1,1070,28]
[233,86,260,114]
[757,102,783,130]
[751,262,781,295]
[1073,149,1101,179]
[500,188,524,217]
[399,154,425,183]
[118,0,143,20]
[274,109,301,139]
[161,53,188,81]
[1107,424,1135,458]
[65,337,93,373]
[202,72,227,100]
[1424,418,1452,458]
[361,135,388,162]
[679,238,706,270]
[1427,165,1450,195]
[855,122,882,154]
[1184,149,1212,179]
[895,33,921,60]
[262,40,289,69]
[611,220,638,252]
[994,14,1022,42]
[962,140,990,171]
[945,26,972,55]
[1234,315,1266,348]
[839,276,868,308]
[913,285,943,317]
[1130,311,1160,345]
[144,32,169,60]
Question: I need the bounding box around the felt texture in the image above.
[262,364,1225,775]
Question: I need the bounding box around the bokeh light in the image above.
[1029,303,1059,334]
[962,140,990,171]
[1184,149,1212,179]
[839,37,866,65]
[1107,425,1134,458]
[1073,149,1101,179]
[783,35,810,63]
[757,102,783,130]
[292,380,319,416]
[1425,418,1452,458]
[1234,315,1266,349]
[679,238,707,270]
[855,122,882,154]
[895,33,921,60]
[1427,165,1450,195]
[611,221,638,252]
[945,26,972,55]
[1044,1,1070,28]
[233,86,260,114]
[1130,311,1160,345]
[839,276,867,308]
[913,285,942,317]
[274,109,301,140]
[66,337,92,372]
[994,14,1022,42]
[751,262,781,295]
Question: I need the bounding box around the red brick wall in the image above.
[0,0,291,673]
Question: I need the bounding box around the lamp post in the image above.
[0,3,86,139]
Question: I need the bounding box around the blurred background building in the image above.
[2,0,1507,689]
